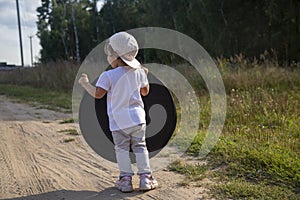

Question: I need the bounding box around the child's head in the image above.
[104,32,141,69]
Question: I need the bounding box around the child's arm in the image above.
[79,73,107,99]
[140,66,150,96]
[140,84,150,96]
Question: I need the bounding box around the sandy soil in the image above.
[0,95,213,200]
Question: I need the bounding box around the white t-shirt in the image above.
[96,66,148,131]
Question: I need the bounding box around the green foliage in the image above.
[213,179,298,200]
[211,137,300,187]
[36,0,300,63]
[181,65,300,199]
[59,129,79,135]
[59,118,75,124]
[168,65,299,199]
[37,0,101,62]
[63,138,75,143]
[168,159,208,183]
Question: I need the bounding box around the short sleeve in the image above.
[96,72,110,91]
[140,69,149,88]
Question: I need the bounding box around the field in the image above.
[0,57,299,199]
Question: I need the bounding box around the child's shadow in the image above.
[91,187,149,199]
[3,187,150,200]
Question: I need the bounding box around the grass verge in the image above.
[0,84,72,111]
[170,66,300,199]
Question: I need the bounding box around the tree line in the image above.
[37,0,300,64]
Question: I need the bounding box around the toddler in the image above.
[79,32,158,192]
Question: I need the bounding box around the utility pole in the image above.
[28,35,34,67]
[16,0,24,67]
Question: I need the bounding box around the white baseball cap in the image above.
[106,32,141,69]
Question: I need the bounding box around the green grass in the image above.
[213,179,298,200]
[63,138,75,143]
[169,160,208,182]
[207,135,300,197]
[59,118,75,124]
[59,129,79,135]
[170,66,300,199]
[0,84,72,111]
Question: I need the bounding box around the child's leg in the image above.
[112,130,134,177]
[130,124,152,175]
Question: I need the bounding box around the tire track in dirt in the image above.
[0,95,213,200]
[0,131,23,197]
[0,122,56,197]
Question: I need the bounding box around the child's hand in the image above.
[78,73,89,85]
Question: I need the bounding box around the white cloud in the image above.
[0,1,18,29]
[0,0,41,66]
[0,0,106,66]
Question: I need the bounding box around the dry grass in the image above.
[0,60,79,92]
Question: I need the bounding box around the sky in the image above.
[0,0,41,66]
[0,0,105,66]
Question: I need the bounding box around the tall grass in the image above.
[0,60,79,92]
[183,56,300,199]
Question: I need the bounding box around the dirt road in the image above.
[0,95,211,200]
